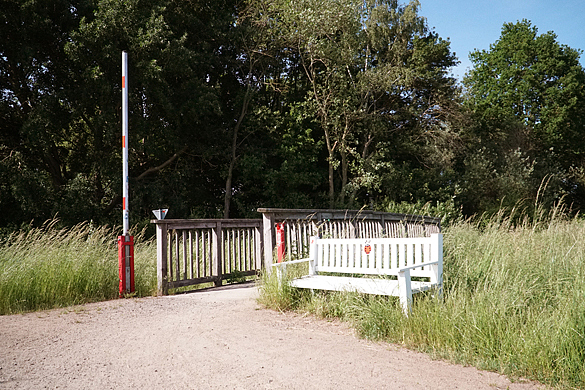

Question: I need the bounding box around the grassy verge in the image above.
[0,221,157,314]
[258,210,585,389]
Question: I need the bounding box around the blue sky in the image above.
[419,0,585,80]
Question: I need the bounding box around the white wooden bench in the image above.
[273,234,443,315]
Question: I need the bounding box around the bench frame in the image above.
[273,233,443,315]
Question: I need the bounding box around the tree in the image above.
[461,20,585,215]
[0,0,96,226]
[249,0,460,208]
[0,0,254,226]
[0,0,463,228]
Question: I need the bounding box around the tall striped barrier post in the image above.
[119,50,135,297]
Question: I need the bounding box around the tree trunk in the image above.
[328,152,335,208]
[223,89,251,219]
[339,147,348,206]
[323,126,336,209]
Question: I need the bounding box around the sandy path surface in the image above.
[0,283,544,390]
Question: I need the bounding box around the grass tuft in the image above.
[0,220,157,314]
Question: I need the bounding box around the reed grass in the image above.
[259,207,585,389]
[0,220,157,314]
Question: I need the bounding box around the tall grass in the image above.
[0,220,157,314]
[259,208,585,388]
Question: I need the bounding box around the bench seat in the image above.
[289,274,435,296]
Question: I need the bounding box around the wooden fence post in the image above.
[212,221,223,287]
[156,222,168,296]
[262,212,275,274]
[255,224,263,272]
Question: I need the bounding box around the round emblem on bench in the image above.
[364,244,372,254]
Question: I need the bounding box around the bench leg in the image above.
[398,269,412,316]
[430,233,444,302]
[429,263,443,302]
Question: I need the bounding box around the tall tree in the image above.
[0,0,253,226]
[0,0,95,225]
[249,0,460,208]
[461,20,585,214]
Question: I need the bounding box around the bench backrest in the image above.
[309,233,442,279]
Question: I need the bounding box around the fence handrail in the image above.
[151,219,262,228]
[256,208,441,225]
[258,208,441,273]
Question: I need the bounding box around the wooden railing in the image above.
[152,219,263,295]
[151,209,441,293]
[257,208,441,271]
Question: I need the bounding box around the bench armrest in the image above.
[397,260,439,272]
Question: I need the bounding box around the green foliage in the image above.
[3,2,584,227]
[248,0,461,209]
[461,20,585,215]
[258,209,585,388]
[0,0,246,226]
[226,269,247,285]
[379,198,463,228]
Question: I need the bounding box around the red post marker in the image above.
[276,223,285,263]
[118,235,135,297]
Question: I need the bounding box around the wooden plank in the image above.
[168,276,216,289]
[254,226,262,271]
[156,223,168,296]
[339,244,349,268]
[217,223,223,286]
[168,230,174,281]
[225,270,256,279]
[194,230,199,278]
[188,230,193,279]
[262,212,275,272]
[201,230,206,277]
[181,230,189,279]
[256,208,441,225]
[158,218,262,226]
[289,275,434,296]
[407,241,413,268]
[246,228,251,271]
[236,228,241,271]
[237,229,242,271]
[225,229,231,274]
[175,230,180,280]
[238,229,242,271]
[383,242,390,270]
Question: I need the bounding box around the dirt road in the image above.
[0,283,543,389]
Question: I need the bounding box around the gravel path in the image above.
[0,283,544,389]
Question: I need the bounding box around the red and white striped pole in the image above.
[122,51,129,236]
[119,51,134,297]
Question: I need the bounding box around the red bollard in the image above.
[276,223,285,263]
[118,235,135,297]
